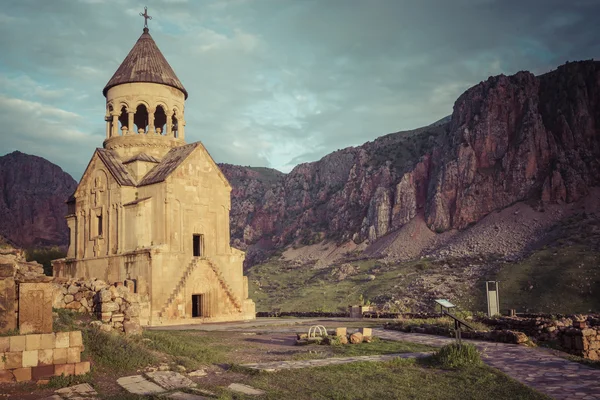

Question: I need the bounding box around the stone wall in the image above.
[0,331,89,382]
[53,278,148,335]
[384,323,529,345]
[477,314,600,360]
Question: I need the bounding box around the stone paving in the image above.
[39,383,98,400]
[240,352,432,371]
[228,383,266,396]
[375,328,600,400]
[146,371,195,390]
[116,374,166,395]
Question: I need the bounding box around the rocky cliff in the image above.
[220,61,600,265]
[0,151,77,248]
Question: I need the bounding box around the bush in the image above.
[25,246,66,275]
[433,343,482,369]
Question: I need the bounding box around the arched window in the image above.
[118,106,128,134]
[134,104,148,133]
[154,105,166,135]
[172,109,179,138]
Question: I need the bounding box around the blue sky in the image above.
[0,0,598,180]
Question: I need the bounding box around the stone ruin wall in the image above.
[52,278,151,335]
[478,314,600,360]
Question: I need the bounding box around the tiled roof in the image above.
[96,149,137,186]
[138,143,199,186]
[103,28,188,99]
[122,153,161,164]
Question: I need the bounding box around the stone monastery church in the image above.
[52,20,256,325]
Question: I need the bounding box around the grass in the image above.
[83,329,158,373]
[239,358,549,400]
[485,245,600,313]
[248,257,453,313]
[292,338,436,360]
[141,330,231,370]
[388,316,491,332]
[432,343,482,369]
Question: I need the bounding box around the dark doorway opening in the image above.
[192,294,204,317]
[193,234,203,257]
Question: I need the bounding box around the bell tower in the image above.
[102,8,188,161]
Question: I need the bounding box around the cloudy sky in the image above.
[0,0,598,180]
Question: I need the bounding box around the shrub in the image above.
[433,343,482,369]
[25,246,66,275]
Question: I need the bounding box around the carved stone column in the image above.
[111,112,119,137]
[105,116,111,138]
[127,111,135,135]
[166,112,173,137]
[180,118,186,140]
[148,108,155,134]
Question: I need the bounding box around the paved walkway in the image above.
[375,329,600,400]
[241,352,432,371]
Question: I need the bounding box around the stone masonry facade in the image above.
[0,331,89,383]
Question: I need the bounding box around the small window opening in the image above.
[193,234,203,257]
[134,104,148,133]
[192,294,204,317]
[155,105,166,135]
[97,214,103,237]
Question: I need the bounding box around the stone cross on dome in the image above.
[140,6,152,30]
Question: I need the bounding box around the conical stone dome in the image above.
[103,28,188,99]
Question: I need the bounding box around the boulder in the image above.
[349,332,363,344]
[124,321,142,335]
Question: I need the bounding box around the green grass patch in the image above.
[488,245,600,313]
[83,329,158,373]
[330,337,435,357]
[241,358,549,399]
[45,372,93,389]
[432,343,482,369]
[388,316,491,332]
[142,331,231,370]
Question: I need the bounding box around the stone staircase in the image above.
[205,258,243,312]
[158,257,242,319]
[158,258,200,318]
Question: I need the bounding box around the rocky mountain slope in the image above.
[0,151,77,248]
[222,60,600,266]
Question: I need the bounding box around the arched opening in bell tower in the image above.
[134,104,149,134]
[172,109,179,138]
[118,106,128,135]
[155,105,167,135]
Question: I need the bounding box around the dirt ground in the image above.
[0,319,388,399]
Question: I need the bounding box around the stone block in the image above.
[5,351,22,369]
[32,365,55,380]
[0,337,9,352]
[101,302,120,313]
[40,333,55,349]
[69,331,83,347]
[359,328,373,337]
[26,334,41,350]
[54,348,68,364]
[13,367,31,382]
[54,363,75,377]
[0,278,16,333]
[67,347,81,364]
[18,282,53,334]
[67,284,79,295]
[99,288,112,302]
[111,313,125,323]
[63,294,74,304]
[100,312,112,322]
[125,279,135,293]
[75,361,90,375]
[65,301,82,310]
[22,350,39,367]
[55,332,70,348]
[38,349,53,366]
[124,321,142,335]
[0,370,14,383]
[9,335,26,352]
[349,332,363,344]
[335,327,347,337]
